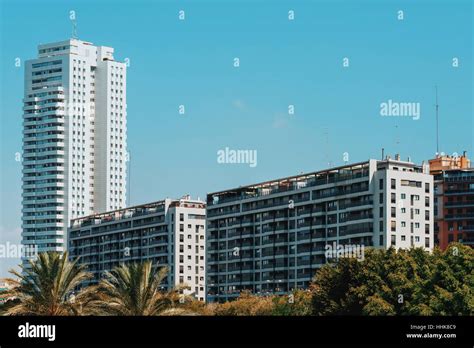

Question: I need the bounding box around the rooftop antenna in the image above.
[435,85,439,155]
[71,14,78,39]
[394,124,400,150]
[127,151,131,207]
[323,128,332,167]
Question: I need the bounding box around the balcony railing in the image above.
[445,213,474,220]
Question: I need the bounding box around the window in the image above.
[401,235,406,241]
[179,224,184,232]
[425,183,430,193]
[179,213,184,222]
[401,193,406,199]
[179,234,184,242]
[391,193,396,204]
[391,235,396,246]
[379,193,383,204]
[379,179,383,190]
[391,207,396,218]
[425,197,430,207]
[425,224,430,234]
[401,208,406,213]
[401,221,406,227]
[402,180,422,187]
[415,236,420,242]
[379,235,384,246]
[415,223,420,228]
[379,220,384,232]
[425,238,430,248]
[391,221,396,232]
[425,210,430,221]
[380,207,384,218]
[391,179,396,189]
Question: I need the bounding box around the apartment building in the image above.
[429,152,473,249]
[68,196,207,301]
[22,39,127,267]
[206,157,433,302]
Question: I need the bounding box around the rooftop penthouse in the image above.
[71,196,206,229]
[207,158,425,208]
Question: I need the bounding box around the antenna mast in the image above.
[72,17,78,39]
[435,85,439,154]
[324,128,332,167]
[128,151,131,207]
[395,124,400,149]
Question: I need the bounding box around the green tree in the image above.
[90,261,193,316]
[212,291,274,316]
[271,290,313,316]
[311,243,474,315]
[1,252,95,315]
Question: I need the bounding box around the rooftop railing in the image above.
[208,169,370,206]
[71,203,166,228]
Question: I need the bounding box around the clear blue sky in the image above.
[0,0,472,276]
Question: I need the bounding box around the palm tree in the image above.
[91,261,193,316]
[2,252,95,316]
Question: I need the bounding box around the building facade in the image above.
[429,153,473,249]
[68,197,207,301]
[206,157,433,302]
[22,39,127,266]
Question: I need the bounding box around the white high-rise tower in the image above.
[22,39,127,264]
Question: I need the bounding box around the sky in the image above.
[0,0,472,277]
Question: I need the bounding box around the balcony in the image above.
[445,213,474,220]
[339,213,373,223]
[444,201,474,208]
[339,199,373,210]
[445,189,474,196]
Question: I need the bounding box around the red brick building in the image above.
[429,153,474,249]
